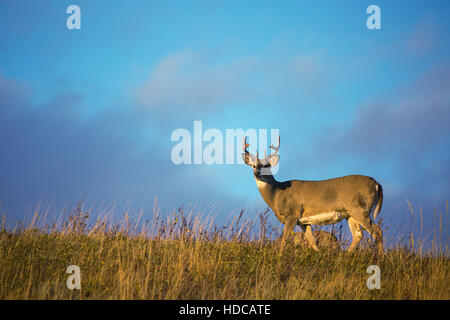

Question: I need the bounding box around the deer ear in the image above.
[242,153,257,166]
[266,154,279,167]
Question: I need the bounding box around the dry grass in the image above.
[0,202,448,300]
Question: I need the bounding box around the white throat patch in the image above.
[256,179,270,190]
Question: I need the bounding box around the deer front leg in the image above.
[280,216,297,248]
[300,224,319,252]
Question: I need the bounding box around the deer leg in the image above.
[281,216,297,248]
[367,222,383,253]
[352,214,383,253]
[347,217,363,252]
[300,224,319,252]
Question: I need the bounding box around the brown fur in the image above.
[243,148,384,253]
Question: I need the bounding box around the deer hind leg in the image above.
[352,213,383,253]
[300,224,319,252]
[347,217,363,252]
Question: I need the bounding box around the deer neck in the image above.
[255,174,279,204]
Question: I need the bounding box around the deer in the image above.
[242,136,383,252]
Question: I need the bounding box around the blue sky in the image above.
[0,1,449,245]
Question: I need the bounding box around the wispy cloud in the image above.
[132,48,335,129]
[303,63,450,228]
[330,64,450,158]
[0,73,245,220]
[135,51,254,111]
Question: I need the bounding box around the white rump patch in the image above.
[299,211,349,226]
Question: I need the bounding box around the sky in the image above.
[0,0,449,246]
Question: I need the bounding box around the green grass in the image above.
[0,203,448,299]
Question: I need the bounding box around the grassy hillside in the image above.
[0,204,448,299]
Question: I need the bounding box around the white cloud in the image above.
[136,51,253,110]
[134,49,333,116]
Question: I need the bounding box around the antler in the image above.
[266,136,280,157]
[243,136,259,159]
[242,136,250,154]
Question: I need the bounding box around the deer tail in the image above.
[372,182,383,221]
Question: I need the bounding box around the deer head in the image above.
[242,136,280,178]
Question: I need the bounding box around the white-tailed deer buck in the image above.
[242,136,383,252]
